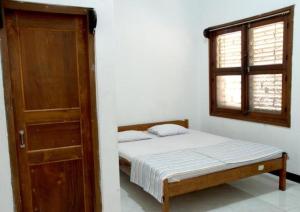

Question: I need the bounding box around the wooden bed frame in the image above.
[118,119,287,212]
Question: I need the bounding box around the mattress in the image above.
[118,129,282,162]
[118,130,229,161]
[118,129,283,183]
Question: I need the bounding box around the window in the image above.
[205,6,293,127]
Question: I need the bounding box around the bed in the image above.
[118,119,287,212]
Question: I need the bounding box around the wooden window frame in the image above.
[205,6,294,127]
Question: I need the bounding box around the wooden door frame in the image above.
[0,1,101,211]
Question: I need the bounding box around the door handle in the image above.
[19,130,25,149]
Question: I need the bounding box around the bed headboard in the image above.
[118,119,189,132]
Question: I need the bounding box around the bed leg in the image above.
[279,153,287,191]
[162,196,170,212]
[162,180,170,212]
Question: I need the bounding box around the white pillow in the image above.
[148,124,188,137]
[118,130,153,143]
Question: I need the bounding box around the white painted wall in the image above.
[0,0,121,211]
[195,0,300,175]
[114,0,202,128]
[114,0,300,175]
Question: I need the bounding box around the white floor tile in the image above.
[120,172,300,212]
[287,208,300,212]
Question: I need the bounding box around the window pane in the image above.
[217,31,241,68]
[217,75,241,109]
[249,22,284,66]
[249,74,282,113]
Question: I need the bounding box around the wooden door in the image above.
[4,7,97,212]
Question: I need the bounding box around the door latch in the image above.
[19,130,25,148]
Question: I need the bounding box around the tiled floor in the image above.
[120,172,300,212]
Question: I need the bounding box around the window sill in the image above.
[210,111,290,128]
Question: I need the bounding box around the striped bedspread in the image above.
[130,140,282,203]
[130,148,223,203]
[197,140,282,164]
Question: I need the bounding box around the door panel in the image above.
[28,146,82,165]
[26,122,81,150]
[5,9,95,212]
[30,160,85,212]
[20,28,79,110]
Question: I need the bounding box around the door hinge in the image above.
[88,9,97,34]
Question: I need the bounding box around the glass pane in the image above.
[249,22,284,66]
[216,31,241,68]
[249,74,282,113]
[217,75,241,109]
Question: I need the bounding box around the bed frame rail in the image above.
[162,152,287,212]
[118,119,189,132]
[168,154,286,197]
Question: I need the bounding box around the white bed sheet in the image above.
[118,130,229,161]
[118,129,283,183]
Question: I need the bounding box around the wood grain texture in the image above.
[118,119,189,132]
[204,5,294,35]
[87,19,102,211]
[1,2,100,211]
[26,122,81,150]
[119,157,131,176]
[3,0,89,15]
[162,180,170,212]
[208,6,294,127]
[279,152,287,191]
[19,23,79,110]
[167,157,283,197]
[30,160,85,212]
[24,109,80,122]
[0,5,23,212]
[28,146,82,165]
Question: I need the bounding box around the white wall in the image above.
[196,0,300,175]
[114,0,300,175]
[114,0,202,128]
[0,0,121,211]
